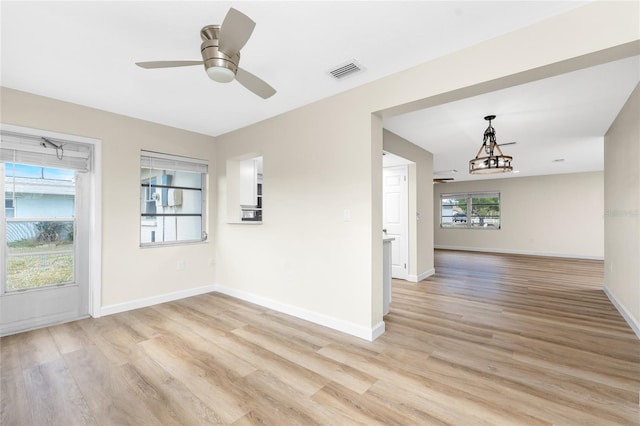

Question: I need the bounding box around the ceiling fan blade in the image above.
[219,8,256,55]
[236,67,276,99]
[136,61,203,69]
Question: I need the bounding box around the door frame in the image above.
[1,124,102,325]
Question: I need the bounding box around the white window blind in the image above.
[140,150,208,174]
[0,132,91,172]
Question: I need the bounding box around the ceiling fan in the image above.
[135,8,276,99]
[434,169,457,183]
[433,178,455,183]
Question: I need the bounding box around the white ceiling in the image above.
[2,1,638,181]
[385,56,640,181]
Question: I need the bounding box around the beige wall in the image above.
[214,94,382,333]
[604,82,640,333]
[1,87,217,308]
[383,129,434,278]
[434,172,605,259]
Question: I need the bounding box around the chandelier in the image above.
[469,115,513,174]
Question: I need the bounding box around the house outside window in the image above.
[5,198,15,218]
[441,192,501,229]
[140,151,208,246]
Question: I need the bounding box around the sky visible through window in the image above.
[4,163,74,181]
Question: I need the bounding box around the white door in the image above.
[383,166,409,280]
[0,133,93,336]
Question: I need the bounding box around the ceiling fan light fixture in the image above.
[469,115,513,174]
[206,66,236,83]
[201,35,239,83]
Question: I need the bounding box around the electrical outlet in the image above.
[177,260,185,271]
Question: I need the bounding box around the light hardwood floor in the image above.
[1,250,639,425]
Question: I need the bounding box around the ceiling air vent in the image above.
[329,60,365,80]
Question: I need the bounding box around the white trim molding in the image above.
[371,321,386,340]
[89,140,102,318]
[604,286,640,340]
[214,284,385,341]
[407,268,435,282]
[434,245,604,261]
[100,284,217,317]
[97,283,386,341]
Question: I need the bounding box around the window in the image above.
[140,151,208,246]
[441,192,501,229]
[1,131,90,292]
[3,163,76,290]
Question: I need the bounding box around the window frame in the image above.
[440,191,501,230]
[140,150,208,248]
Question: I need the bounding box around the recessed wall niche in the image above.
[226,154,263,224]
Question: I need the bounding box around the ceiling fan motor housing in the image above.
[200,25,239,82]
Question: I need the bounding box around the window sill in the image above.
[440,226,501,230]
[140,239,208,248]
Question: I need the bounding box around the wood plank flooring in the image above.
[1,250,639,425]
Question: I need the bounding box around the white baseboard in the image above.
[213,284,384,342]
[604,285,640,340]
[434,245,604,261]
[407,268,435,282]
[97,283,385,341]
[371,321,386,340]
[99,284,217,317]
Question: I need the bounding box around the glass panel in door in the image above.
[4,163,76,292]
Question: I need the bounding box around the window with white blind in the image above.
[441,192,501,229]
[140,150,208,246]
[1,131,91,292]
